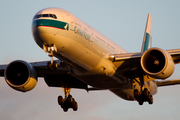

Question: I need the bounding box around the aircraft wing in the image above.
[0,60,68,77]
[109,52,142,76]
[0,48,180,90]
[0,64,7,76]
[109,49,180,63]
[156,79,180,87]
[166,49,180,64]
[109,52,154,83]
[109,48,180,83]
[0,60,88,90]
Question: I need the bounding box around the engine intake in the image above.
[141,48,175,79]
[5,60,37,92]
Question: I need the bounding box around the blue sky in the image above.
[0,0,180,120]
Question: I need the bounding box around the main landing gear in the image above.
[133,88,153,105]
[133,76,153,105]
[57,88,78,112]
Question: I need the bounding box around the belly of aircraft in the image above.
[78,74,123,89]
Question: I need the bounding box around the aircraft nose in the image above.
[32,18,70,50]
[32,20,55,47]
[32,19,50,29]
[32,19,69,31]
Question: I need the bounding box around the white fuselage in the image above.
[32,8,157,101]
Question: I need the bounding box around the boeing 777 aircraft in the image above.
[1,7,180,112]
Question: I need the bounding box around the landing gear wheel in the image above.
[53,61,58,70]
[71,98,76,106]
[63,106,68,112]
[47,62,52,70]
[134,89,143,104]
[133,89,140,99]
[134,87,154,105]
[58,96,63,105]
[143,88,149,101]
[73,102,78,111]
[148,95,153,104]
[67,95,73,104]
[58,87,78,112]
[138,100,143,105]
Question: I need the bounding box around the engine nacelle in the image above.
[5,60,37,92]
[141,48,175,79]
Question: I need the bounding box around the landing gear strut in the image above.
[133,77,153,105]
[57,88,78,112]
[46,45,58,70]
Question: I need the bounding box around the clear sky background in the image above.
[0,0,180,120]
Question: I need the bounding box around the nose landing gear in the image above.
[57,88,78,112]
[45,45,58,70]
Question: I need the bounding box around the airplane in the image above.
[1,7,180,112]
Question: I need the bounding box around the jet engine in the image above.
[140,48,175,79]
[5,60,37,92]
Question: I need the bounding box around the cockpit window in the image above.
[52,14,57,19]
[42,14,49,17]
[35,14,57,19]
[36,14,42,18]
[49,14,53,18]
